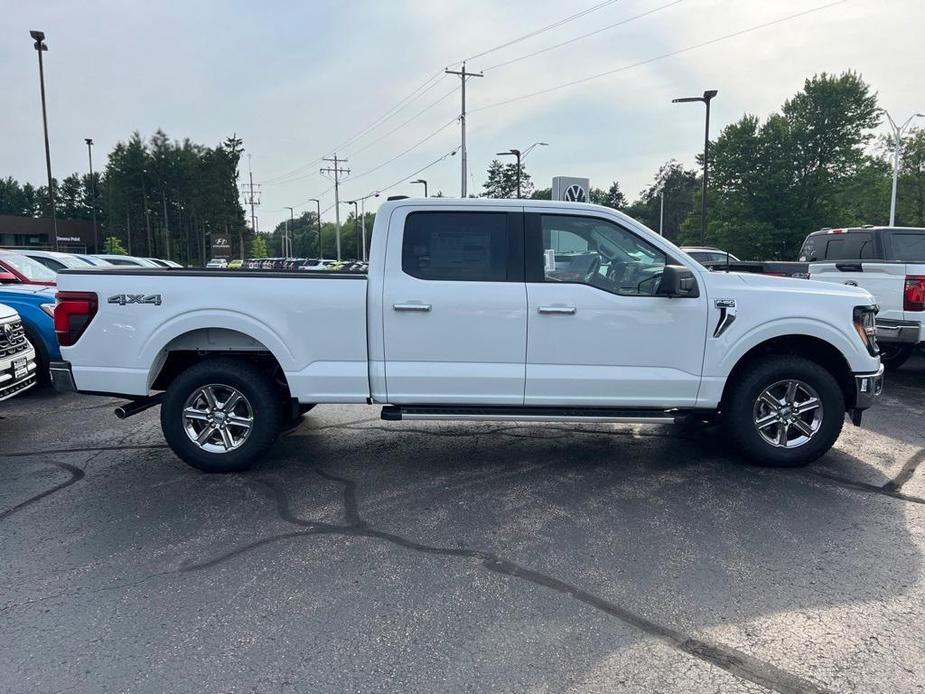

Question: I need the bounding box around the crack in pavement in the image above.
[0,444,169,458]
[882,448,925,493]
[0,462,85,521]
[181,470,831,694]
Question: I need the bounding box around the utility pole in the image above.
[445,62,483,198]
[659,190,665,236]
[85,138,99,253]
[162,191,171,261]
[320,155,350,260]
[141,169,152,256]
[30,31,58,250]
[284,206,295,257]
[241,154,261,260]
[358,192,378,262]
[885,110,924,226]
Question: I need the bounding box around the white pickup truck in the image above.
[0,303,38,402]
[803,226,925,370]
[51,198,883,472]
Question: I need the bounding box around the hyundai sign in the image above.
[211,234,232,258]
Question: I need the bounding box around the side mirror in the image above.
[0,271,19,284]
[657,265,699,298]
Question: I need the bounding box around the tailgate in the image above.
[809,262,906,320]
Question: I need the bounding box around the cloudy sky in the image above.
[3,0,924,232]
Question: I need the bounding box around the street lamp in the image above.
[496,149,522,198]
[308,198,323,259]
[284,206,295,257]
[885,110,924,226]
[30,30,58,250]
[85,138,99,253]
[411,179,428,197]
[345,200,359,260]
[672,89,718,245]
[357,191,379,262]
[521,141,549,160]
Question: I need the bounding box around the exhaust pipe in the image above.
[114,393,164,419]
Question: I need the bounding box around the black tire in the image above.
[23,328,50,387]
[161,358,282,473]
[723,355,844,467]
[879,343,914,372]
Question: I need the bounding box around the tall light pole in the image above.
[85,138,99,253]
[885,110,924,227]
[345,200,359,259]
[411,179,428,197]
[284,206,295,257]
[30,30,58,250]
[673,89,718,245]
[496,149,522,198]
[309,198,323,259]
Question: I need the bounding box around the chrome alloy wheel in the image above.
[182,384,254,454]
[752,379,824,449]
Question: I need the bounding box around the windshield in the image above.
[0,253,57,281]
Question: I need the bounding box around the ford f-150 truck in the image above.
[804,226,925,370]
[51,199,883,472]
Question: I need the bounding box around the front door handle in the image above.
[393,303,432,312]
[537,306,576,315]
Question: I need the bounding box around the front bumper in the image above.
[0,345,37,402]
[876,319,921,344]
[854,364,885,410]
[49,360,77,394]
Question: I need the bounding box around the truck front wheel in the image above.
[161,358,282,473]
[723,355,844,467]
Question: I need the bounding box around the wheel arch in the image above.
[720,334,856,410]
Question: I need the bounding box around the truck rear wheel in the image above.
[161,358,282,473]
[723,355,844,467]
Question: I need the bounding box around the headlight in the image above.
[853,305,879,356]
[41,303,55,318]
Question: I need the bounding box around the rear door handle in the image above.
[393,303,432,312]
[537,306,576,315]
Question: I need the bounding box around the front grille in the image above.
[0,319,29,358]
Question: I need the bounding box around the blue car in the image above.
[0,285,58,385]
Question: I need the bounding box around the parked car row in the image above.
[225,258,370,273]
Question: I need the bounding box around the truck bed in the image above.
[56,267,371,400]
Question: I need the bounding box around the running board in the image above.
[381,405,691,424]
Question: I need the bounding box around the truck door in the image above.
[381,206,527,405]
[523,211,707,408]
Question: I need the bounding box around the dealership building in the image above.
[0,215,98,253]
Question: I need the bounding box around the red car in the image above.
[0,250,58,286]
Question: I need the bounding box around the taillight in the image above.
[54,291,98,346]
[904,276,925,312]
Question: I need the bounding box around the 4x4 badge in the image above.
[108,294,162,306]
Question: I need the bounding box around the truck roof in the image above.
[809,226,925,235]
[377,197,614,213]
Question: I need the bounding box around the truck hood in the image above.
[735,272,875,303]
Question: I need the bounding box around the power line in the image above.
[463,0,624,62]
[482,0,684,72]
[375,146,462,195]
[349,117,458,183]
[472,0,848,113]
[262,71,448,185]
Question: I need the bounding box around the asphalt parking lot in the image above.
[2,355,924,694]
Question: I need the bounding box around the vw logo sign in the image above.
[564,184,586,202]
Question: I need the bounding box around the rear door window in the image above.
[402,211,509,282]
[821,233,875,260]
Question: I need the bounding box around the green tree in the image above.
[249,234,269,258]
[102,236,127,254]
[482,159,533,198]
[625,161,699,241]
[698,71,881,258]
